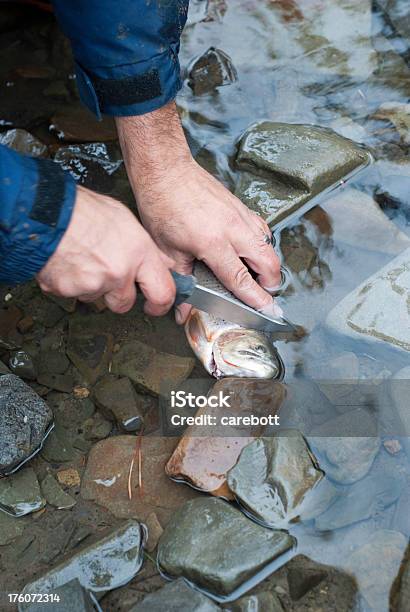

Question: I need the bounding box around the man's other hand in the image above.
[116,103,281,324]
[36,186,176,315]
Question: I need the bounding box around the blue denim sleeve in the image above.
[51,0,189,118]
[0,144,76,285]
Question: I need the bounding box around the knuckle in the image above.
[233,266,253,291]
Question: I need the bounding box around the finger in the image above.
[237,219,282,291]
[77,292,105,304]
[103,282,137,314]
[171,252,194,325]
[205,246,273,311]
[138,243,176,317]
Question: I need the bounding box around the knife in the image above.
[171,263,294,334]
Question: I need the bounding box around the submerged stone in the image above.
[112,341,195,396]
[22,520,145,594]
[50,106,117,142]
[315,472,401,530]
[235,122,370,225]
[157,497,295,597]
[0,467,45,516]
[0,128,47,157]
[81,436,197,524]
[166,379,286,498]
[349,529,407,612]
[129,578,220,611]
[308,409,380,484]
[188,47,237,94]
[325,188,410,256]
[0,510,27,545]
[373,102,410,145]
[0,374,53,475]
[19,579,95,612]
[392,543,410,612]
[94,376,144,432]
[326,247,410,354]
[227,432,323,528]
[41,474,76,510]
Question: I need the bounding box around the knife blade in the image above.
[171,264,294,333]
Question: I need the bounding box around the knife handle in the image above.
[171,270,196,306]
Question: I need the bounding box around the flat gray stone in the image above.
[0,467,45,516]
[19,579,95,612]
[41,474,76,510]
[157,497,295,598]
[9,350,37,381]
[326,247,410,354]
[130,578,220,611]
[0,374,53,475]
[235,122,370,226]
[22,520,145,594]
[227,433,323,528]
[0,509,27,545]
[308,409,380,484]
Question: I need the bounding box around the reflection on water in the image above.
[180,1,410,609]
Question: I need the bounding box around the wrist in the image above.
[116,102,193,193]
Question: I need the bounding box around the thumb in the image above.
[173,253,194,325]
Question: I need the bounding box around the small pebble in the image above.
[57,468,81,488]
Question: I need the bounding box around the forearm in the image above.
[115,102,193,194]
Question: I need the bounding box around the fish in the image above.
[185,308,284,379]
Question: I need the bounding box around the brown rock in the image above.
[166,378,286,498]
[50,106,117,143]
[57,468,81,488]
[81,436,198,524]
[0,304,23,349]
[73,386,90,399]
[111,341,195,396]
[145,512,164,552]
[17,315,34,334]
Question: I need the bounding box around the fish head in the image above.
[212,329,282,379]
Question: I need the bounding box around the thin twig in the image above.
[127,428,144,501]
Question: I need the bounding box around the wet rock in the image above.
[36,372,74,393]
[286,555,328,600]
[83,412,112,440]
[9,350,37,381]
[157,497,295,597]
[67,321,113,385]
[325,188,410,256]
[391,543,410,612]
[50,106,117,142]
[326,247,410,354]
[54,143,122,191]
[145,512,164,553]
[112,341,195,396]
[308,416,380,485]
[130,578,220,611]
[0,128,47,157]
[41,426,78,464]
[188,47,237,94]
[94,376,144,432]
[0,304,23,349]
[0,467,45,517]
[46,294,77,313]
[20,579,95,612]
[315,471,401,530]
[227,432,323,528]
[166,379,286,498]
[38,350,70,376]
[0,374,53,475]
[0,359,11,375]
[226,591,283,612]
[41,474,76,510]
[349,529,407,612]
[0,510,26,545]
[235,122,370,225]
[81,436,197,524]
[22,520,145,594]
[43,80,70,100]
[373,103,410,145]
[17,315,34,334]
[56,468,81,488]
[330,116,368,143]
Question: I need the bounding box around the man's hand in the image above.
[116,103,281,324]
[37,186,176,315]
